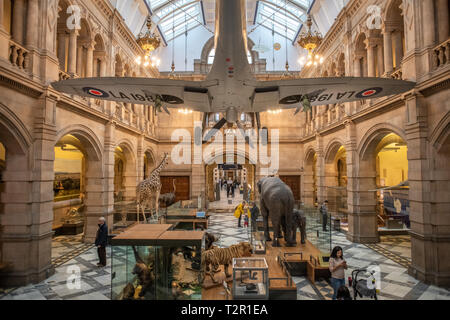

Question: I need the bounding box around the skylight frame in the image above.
[255,0,311,42]
[147,0,205,42]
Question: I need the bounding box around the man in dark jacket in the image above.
[250,202,260,232]
[95,217,108,267]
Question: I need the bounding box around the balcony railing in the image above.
[390,67,403,80]
[59,70,71,81]
[432,39,450,70]
[9,40,29,70]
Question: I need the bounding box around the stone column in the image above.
[0,94,57,286]
[57,31,66,70]
[393,31,403,69]
[101,121,116,232]
[0,0,4,29]
[12,0,25,43]
[76,45,83,76]
[365,40,376,77]
[383,27,394,75]
[86,43,95,77]
[437,0,449,43]
[377,44,384,76]
[316,135,326,203]
[0,0,10,61]
[137,136,144,182]
[405,92,450,287]
[345,120,379,243]
[353,56,362,77]
[68,30,78,75]
[100,58,107,76]
[422,0,435,47]
[25,0,39,48]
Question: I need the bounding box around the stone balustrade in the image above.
[58,70,71,81]
[390,67,403,80]
[9,40,28,70]
[432,38,450,70]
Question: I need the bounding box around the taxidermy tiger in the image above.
[201,242,253,283]
[132,246,154,298]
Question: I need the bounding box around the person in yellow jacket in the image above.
[234,200,250,228]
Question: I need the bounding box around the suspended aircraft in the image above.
[52,0,415,145]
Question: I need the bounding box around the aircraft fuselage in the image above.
[206,0,255,122]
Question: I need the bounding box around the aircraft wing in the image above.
[51,77,219,112]
[249,77,416,112]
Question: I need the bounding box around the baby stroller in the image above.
[351,269,378,300]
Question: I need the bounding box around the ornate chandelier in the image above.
[135,17,161,68]
[297,15,324,67]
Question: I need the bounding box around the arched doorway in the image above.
[143,150,156,179]
[353,130,408,243]
[303,149,317,206]
[55,127,104,243]
[205,153,256,206]
[325,143,347,221]
[53,135,85,236]
[385,0,405,73]
[114,143,136,202]
[0,103,52,286]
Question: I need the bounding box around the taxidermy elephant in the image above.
[292,209,307,244]
[257,177,296,247]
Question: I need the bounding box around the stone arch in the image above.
[93,33,106,77]
[56,0,78,72]
[55,125,104,243]
[358,123,406,158]
[56,124,103,162]
[354,33,368,77]
[324,138,346,164]
[114,139,137,201]
[384,0,405,70]
[303,146,317,205]
[0,102,32,156]
[430,111,450,151]
[324,139,347,212]
[351,124,407,243]
[204,150,256,202]
[0,104,38,286]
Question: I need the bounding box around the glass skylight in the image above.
[147,0,205,42]
[255,0,312,41]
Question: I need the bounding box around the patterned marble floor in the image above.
[1,206,449,300]
[208,188,246,211]
[301,231,450,300]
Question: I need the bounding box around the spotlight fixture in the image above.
[268,109,282,114]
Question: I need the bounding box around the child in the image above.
[244,213,249,228]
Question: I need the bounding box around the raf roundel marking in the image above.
[356,87,382,99]
[83,87,110,98]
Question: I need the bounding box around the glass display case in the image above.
[295,203,332,255]
[111,224,205,300]
[232,257,269,300]
[249,217,266,254]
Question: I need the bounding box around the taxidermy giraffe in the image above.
[136,152,169,222]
